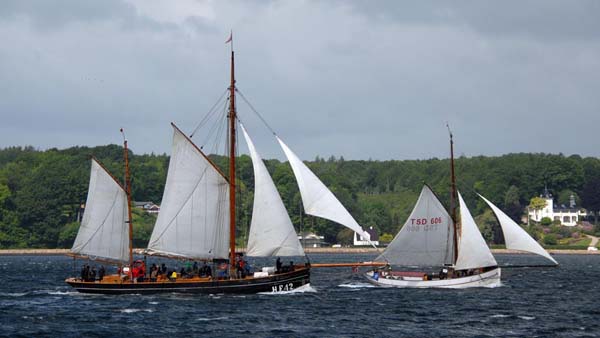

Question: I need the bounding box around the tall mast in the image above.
[448,125,458,264]
[121,129,134,278]
[228,40,237,275]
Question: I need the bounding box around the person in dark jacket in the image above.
[98,265,106,281]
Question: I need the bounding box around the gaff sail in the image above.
[146,124,230,260]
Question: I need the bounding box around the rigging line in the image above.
[235,88,277,136]
[201,99,229,151]
[190,88,229,138]
[210,105,228,155]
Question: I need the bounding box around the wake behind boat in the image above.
[365,129,557,289]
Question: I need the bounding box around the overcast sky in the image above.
[1,1,599,160]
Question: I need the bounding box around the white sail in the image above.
[377,185,454,266]
[454,191,498,270]
[241,126,304,257]
[276,136,370,240]
[147,124,229,260]
[71,159,129,262]
[479,194,558,265]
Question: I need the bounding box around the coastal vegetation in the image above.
[1,145,600,249]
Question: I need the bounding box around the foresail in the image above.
[276,137,370,240]
[377,185,454,266]
[147,124,229,260]
[454,191,498,270]
[479,194,558,265]
[71,159,129,262]
[241,126,304,257]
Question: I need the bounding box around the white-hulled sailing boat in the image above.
[365,132,557,288]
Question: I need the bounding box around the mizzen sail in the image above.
[479,194,557,265]
[276,137,370,239]
[454,191,497,270]
[241,125,304,257]
[147,124,230,260]
[71,159,129,262]
[377,185,454,266]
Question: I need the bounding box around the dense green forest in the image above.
[1,144,599,249]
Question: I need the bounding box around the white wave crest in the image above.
[47,291,79,295]
[0,292,28,297]
[338,283,376,289]
[197,316,229,321]
[119,308,154,313]
[490,314,510,318]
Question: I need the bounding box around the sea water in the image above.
[0,253,598,337]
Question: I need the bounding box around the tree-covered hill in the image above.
[1,145,599,248]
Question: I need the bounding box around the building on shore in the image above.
[297,232,327,248]
[133,201,161,214]
[528,188,586,227]
[353,226,379,246]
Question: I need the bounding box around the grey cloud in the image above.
[0,1,599,161]
[342,0,600,41]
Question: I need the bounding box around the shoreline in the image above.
[0,248,597,256]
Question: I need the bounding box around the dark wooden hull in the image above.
[66,267,310,295]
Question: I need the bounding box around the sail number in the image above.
[272,283,294,293]
[407,217,443,231]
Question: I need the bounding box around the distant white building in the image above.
[297,232,326,248]
[354,226,379,246]
[133,201,161,214]
[528,188,586,227]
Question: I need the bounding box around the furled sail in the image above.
[276,136,370,240]
[479,194,558,265]
[454,191,498,270]
[376,185,454,266]
[71,159,129,262]
[147,124,229,260]
[241,126,304,257]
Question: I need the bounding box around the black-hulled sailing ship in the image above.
[66,36,379,294]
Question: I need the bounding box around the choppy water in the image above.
[0,253,598,337]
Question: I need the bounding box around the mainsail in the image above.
[71,159,129,262]
[241,125,304,257]
[276,136,370,239]
[376,185,454,266]
[454,191,498,270]
[479,194,558,265]
[147,124,230,260]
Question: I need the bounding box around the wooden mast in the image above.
[448,126,458,264]
[228,38,237,276]
[122,129,134,278]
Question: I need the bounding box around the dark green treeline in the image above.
[1,144,599,248]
